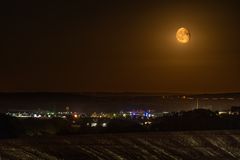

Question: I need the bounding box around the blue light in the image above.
[144,112,149,117]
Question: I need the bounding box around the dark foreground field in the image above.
[1,131,240,160]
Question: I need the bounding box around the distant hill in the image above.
[0,92,239,113]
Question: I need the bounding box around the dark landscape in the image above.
[1,92,240,159]
[1,131,240,160]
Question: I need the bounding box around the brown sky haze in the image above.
[1,0,240,93]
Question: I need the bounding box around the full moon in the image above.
[176,27,190,44]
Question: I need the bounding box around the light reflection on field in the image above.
[1,131,240,160]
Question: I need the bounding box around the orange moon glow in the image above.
[176,27,190,44]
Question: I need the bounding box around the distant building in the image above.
[231,106,240,115]
[6,109,55,118]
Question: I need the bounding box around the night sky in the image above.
[1,0,240,93]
